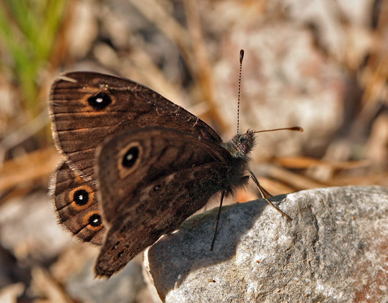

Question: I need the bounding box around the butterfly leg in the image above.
[210,190,226,251]
[258,182,273,198]
[249,170,293,221]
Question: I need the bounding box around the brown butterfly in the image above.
[49,51,301,278]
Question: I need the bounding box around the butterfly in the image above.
[49,51,301,278]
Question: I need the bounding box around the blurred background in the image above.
[0,0,387,302]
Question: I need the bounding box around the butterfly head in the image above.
[222,130,255,161]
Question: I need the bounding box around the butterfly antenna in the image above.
[211,50,244,251]
[237,49,244,135]
[254,126,304,134]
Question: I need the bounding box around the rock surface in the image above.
[145,186,388,302]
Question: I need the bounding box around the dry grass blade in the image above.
[126,0,193,68]
[266,165,325,190]
[127,48,186,107]
[0,283,24,303]
[184,0,228,132]
[257,177,298,196]
[0,109,49,170]
[274,156,371,170]
[0,147,60,192]
[31,267,76,303]
[326,172,388,187]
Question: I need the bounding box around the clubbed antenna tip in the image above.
[237,49,244,135]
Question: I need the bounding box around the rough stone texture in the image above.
[144,186,388,302]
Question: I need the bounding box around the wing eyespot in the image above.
[74,189,89,206]
[112,241,120,251]
[83,211,103,232]
[118,142,143,179]
[69,185,94,210]
[122,147,139,168]
[116,246,128,260]
[88,213,102,227]
[88,93,112,110]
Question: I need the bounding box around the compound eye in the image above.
[240,142,249,153]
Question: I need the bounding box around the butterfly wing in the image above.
[94,127,233,277]
[49,72,222,181]
[49,162,105,245]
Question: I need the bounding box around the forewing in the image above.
[49,72,221,180]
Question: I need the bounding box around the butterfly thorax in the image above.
[219,130,255,191]
[221,130,255,162]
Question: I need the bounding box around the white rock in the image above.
[145,186,388,302]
